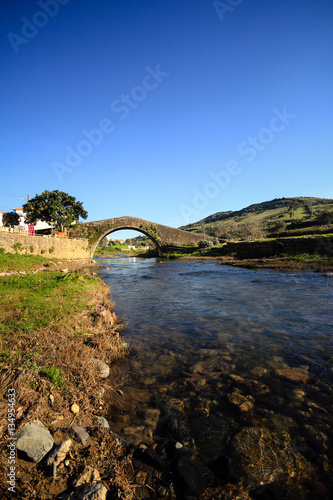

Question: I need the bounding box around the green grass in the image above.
[280,252,332,262]
[0,252,52,272]
[0,272,99,335]
[41,365,65,388]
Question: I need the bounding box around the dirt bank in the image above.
[0,270,136,499]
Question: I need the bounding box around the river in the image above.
[97,257,333,499]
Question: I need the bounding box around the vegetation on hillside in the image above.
[181,196,333,241]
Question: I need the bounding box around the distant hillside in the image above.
[181,197,333,240]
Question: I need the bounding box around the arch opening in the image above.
[91,227,163,257]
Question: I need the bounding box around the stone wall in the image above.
[223,236,333,258]
[0,233,91,261]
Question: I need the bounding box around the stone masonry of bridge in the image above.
[68,216,205,257]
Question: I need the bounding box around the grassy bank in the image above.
[0,250,54,273]
[161,246,333,271]
[0,255,135,499]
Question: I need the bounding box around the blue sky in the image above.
[1,0,332,239]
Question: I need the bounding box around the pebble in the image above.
[89,357,110,378]
[96,416,110,429]
[71,403,80,414]
[69,425,90,447]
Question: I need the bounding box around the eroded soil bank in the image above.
[0,264,138,499]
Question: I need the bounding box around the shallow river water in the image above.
[97,257,333,500]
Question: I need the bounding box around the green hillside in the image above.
[181,197,333,241]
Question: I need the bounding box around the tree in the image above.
[316,210,333,226]
[286,201,300,221]
[23,190,88,232]
[3,211,20,229]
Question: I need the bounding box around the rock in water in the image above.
[177,457,214,495]
[16,419,54,463]
[229,427,302,488]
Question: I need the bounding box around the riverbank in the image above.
[172,254,333,272]
[0,255,136,499]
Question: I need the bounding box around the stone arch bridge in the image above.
[69,216,204,257]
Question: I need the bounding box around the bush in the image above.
[11,243,23,253]
[198,240,211,249]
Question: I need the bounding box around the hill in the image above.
[181,197,333,241]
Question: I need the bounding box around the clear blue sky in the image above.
[1,0,332,239]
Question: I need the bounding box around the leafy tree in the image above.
[316,210,333,226]
[286,201,300,221]
[23,190,88,232]
[3,211,20,229]
[198,239,211,249]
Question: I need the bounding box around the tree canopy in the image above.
[3,211,20,229]
[23,190,88,232]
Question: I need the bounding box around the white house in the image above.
[11,207,53,233]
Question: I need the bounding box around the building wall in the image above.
[12,208,52,232]
[0,233,91,261]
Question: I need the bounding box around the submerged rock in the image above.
[16,419,54,463]
[229,427,302,488]
[177,457,214,495]
[275,366,309,383]
[228,392,254,412]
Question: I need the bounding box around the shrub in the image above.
[198,239,211,249]
[11,242,23,253]
[29,246,34,253]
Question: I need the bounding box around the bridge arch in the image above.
[91,226,163,256]
[68,216,204,258]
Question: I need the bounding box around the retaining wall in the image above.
[224,236,333,258]
[0,233,91,261]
